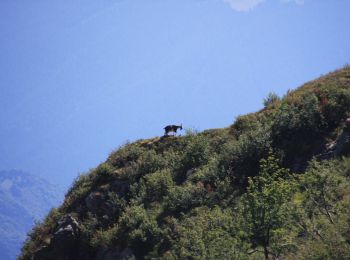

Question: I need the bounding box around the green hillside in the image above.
[20,67,350,259]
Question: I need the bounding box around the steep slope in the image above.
[0,170,63,260]
[20,67,350,259]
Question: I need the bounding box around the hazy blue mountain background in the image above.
[0,170,63,260]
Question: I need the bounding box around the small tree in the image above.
[241,154,295,259]
[263,92,280,107]
[295,159,350,259]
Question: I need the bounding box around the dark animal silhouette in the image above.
[164,124,183,136]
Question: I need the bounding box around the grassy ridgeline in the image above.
[20,67,350,259]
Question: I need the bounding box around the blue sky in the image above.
[1,0,349,188]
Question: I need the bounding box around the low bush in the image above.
[263,92,280,107]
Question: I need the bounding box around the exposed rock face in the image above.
[186,168,196,178]
[53,214,80,249]
[321,124,350,159]
[334,131,350,155]
[33,215,80,260]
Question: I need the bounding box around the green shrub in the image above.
[294,159,350,259]
[106,191,127,217]
[187,156,220,184]
[108,142,146,168]
[321,88,350,129]
[231,113,260,138]
[92,163,116,185]
[63,164,116,213]
[164,184,205,214]
[80,213,99,246]
[164,207,249,259]
[137,150,167,176]
[240,154,297,259]
[90,224,119,249]
[222,119,272,184]
[143,170,174,203]
[118,205,161,257]
[180,134,211,171]
[263,92,280,107]
[271,93,325,166]
[273,93,323,138]
[63,172,94,212]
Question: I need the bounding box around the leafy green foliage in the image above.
[293,159,350,259]
[107,142,146,168]
[272,93,325,167]
[164,207,250,259]
[263,92,280,107]
[164,183,205,214]
[223,114,272,184]
[137,150,168,177]
[180,134,211,171]
[142,170,174,203]
[118,205,161,257]
[240,154,296,259]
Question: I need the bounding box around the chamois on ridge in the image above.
[164,124,183,136]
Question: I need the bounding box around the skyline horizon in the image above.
[1,0,349,189]
[2,65,348,188]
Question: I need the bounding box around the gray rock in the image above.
[55,214,80,238]
[186,168,196,178]
[320,127,350,159]
[52,214,80,251]
[33,214,80,260]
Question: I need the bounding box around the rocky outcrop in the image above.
[186,168,196,178]
[321,121,350,159]
[33,214,80,260]
[53,214,80,249]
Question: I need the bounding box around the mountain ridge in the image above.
[20,66,350,259]
[0,170,63,260]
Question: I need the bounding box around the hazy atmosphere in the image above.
[1,0,349,188]
[2,1,350,260]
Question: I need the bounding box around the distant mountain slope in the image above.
[0,170,63,260]
[20,66,350,259]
